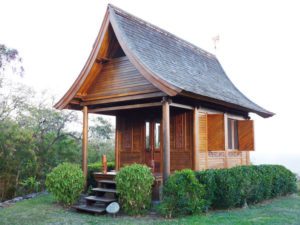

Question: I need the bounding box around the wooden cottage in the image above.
[55,5,274,184]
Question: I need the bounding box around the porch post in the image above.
[162,97,170,184]
[82,106,88,180]
[193,107,200,171]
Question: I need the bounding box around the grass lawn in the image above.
[0,191,300,225]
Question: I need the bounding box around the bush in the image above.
[159,169,206,217]
[20,176,41,194]
[45,163,84,206]
[87,161,115,188]
[195,169,217,210]
[196,165,297,209]
[115,164,154,215]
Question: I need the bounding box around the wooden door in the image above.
[144,120,162,173]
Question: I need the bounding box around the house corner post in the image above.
[82,106,88,183]
[162,97,170,184]
[193,107,200,171]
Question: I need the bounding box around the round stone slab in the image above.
[106,202,120,214]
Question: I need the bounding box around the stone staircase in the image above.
[74,173,117,214]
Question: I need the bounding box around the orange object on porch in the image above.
[102,155,107,174]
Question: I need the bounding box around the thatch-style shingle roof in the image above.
[55,4,273,118]
[108,5,273,117]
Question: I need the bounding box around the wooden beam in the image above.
[81,92,166,106]
[170,102,194,110]
[82,106,88,183]
[162,97,171,183]
[88,102,162,113]
[95,57,110,64]
[193,107,200,171]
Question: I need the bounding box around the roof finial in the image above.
[212,34,220,54]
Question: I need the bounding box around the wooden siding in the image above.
[196,111,250,170]
[238,120,255,151]
[117,115,144,167]
[85,56,162,101]
[199,113,208,152]
[170,110,193,171]
[116,108,251,173]
[116,108,193,172]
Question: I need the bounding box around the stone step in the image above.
[85,195,117,203]
[73,205,106,214]
[98,179,116,185]
[92,187,117,193]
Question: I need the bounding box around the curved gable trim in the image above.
[108,6,181,96]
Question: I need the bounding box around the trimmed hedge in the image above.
[115,164,154,215]
[87,161,115,188]
[195,165,297,209]
[159,169,206,217]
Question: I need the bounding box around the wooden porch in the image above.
[82,98,196,184]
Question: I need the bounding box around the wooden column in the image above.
[224,113,229,168]
[193,107,200,171]
[162,97,170,183]
[82,106,88,180]
[115,116,119,171]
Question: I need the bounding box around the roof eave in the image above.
[180,91,275,118]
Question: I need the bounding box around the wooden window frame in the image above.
[227,118,239,150]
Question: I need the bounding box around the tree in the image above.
[0,119,37,199]
[17,100,81,180]
[0,44,24,79]
[88,116,115,163]
[89,116,114,141]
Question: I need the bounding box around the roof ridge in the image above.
[108,4,216,60]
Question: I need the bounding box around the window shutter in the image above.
[207,114,225,151]
[238,120,255,151]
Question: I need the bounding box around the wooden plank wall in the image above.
[116,109,194,172]
[170,110,193,171]
[196,112,249,170]
[117,115,144,168]
[116,109,249,172]
[85,56,161,101]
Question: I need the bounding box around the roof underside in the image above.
[54,4,274,118]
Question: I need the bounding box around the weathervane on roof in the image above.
[212,35,220,54]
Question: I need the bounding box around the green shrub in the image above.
[214,168,242,208]
[45,163,84,206]
[20,176,41,194]
[195,169,217,210]
[269,165,297,196]
[87,161,115,188]
[159,169,206,217]
[115,163,154,215]
[196,165,297,210]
